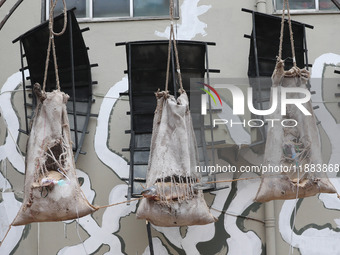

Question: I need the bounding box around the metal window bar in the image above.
[334,69,340,107]
[251,9,267,145]
[204,43,217,190]
[18,40,30,135]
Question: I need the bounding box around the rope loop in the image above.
[164,0,184,93]
[42,0,68,92]
[50,0,67,36]
[277,0,296,68]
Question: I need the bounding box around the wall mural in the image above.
[0,71,27,255]
[1,0,340,253]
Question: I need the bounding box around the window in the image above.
[47,0,179,21]
[274,0,338,12]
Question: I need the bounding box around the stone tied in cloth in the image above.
[254,61,336,202]
[12,83,97,226]
[137,90,216,226]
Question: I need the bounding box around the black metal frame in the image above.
[335,69,340,107]
[12,9,98,162]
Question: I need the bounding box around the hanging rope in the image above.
[210,207,265,224]
[97,197,144,210]
[164,0,184,93]
[42,0,67,92]
[278,0,286,61]
[286,0,296,67]
[277,0,296,67]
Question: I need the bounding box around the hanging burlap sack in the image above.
[254,0,336,202]
[12,84,97,226]
[136,91,216,226]
[254,61,337,203]
[137,1,215,225]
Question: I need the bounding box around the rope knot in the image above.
[278,0,297,69]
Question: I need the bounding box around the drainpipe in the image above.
[256,0,267,13]
[255,0,276,252]
[265,201,276,255]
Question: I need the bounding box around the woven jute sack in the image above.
[255,61,336,203]
[12,84,96,226]
[136,91,216,226]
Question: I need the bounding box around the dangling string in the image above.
[42,0,67,92]
[277,0,296,67]
[96,197,143,210]
[164,0,184,93]
[75,206,88,255]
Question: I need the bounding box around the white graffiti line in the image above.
[224,173,262,255]
[0,71,27,174]
[279,200,340,255]
[310,53,340,208]
[94,76,129,179]
[155,0,211,40]
[59,184,137,255]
